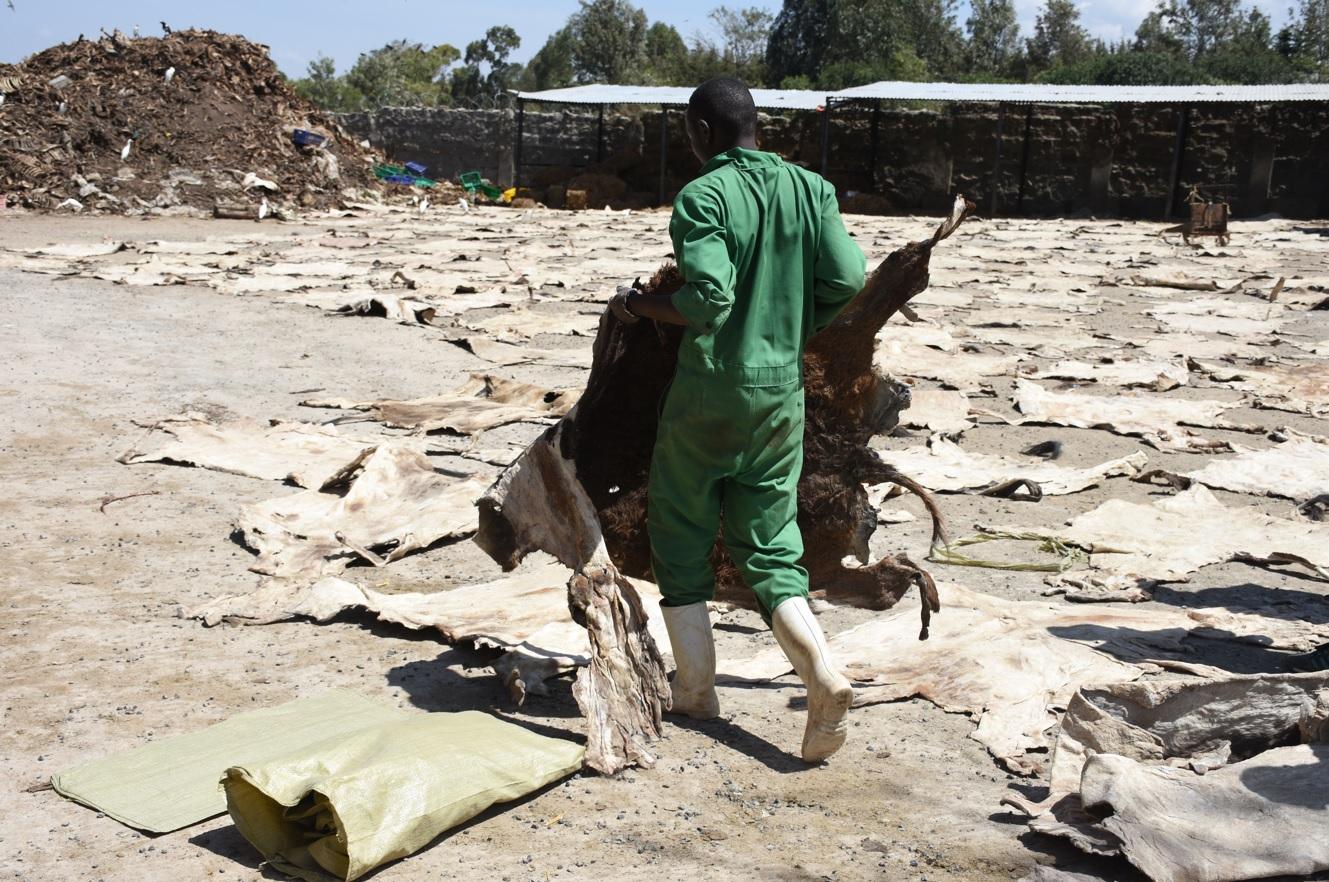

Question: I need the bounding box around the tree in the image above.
[452,25,522,104]
[345,41,459,108]
[1134,0,1251,60]
[966,0,1021,75]
[291,55,364,112]
[826,0,964,79]
[710,6,776,66]
[766,0,833,83]
[1046,49,1210,84]
[1026,0,1092,71]
[1283,0,1329,70]
[643,21,689,83]
[521,27,576,90]
[568,0,649,83]
[818,46,930,87]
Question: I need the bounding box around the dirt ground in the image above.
[2,205,1327,882]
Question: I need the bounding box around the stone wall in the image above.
[338,103,1329,219]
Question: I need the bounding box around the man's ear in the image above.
[696,117,712,150]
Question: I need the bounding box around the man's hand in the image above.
[609,285,641,325]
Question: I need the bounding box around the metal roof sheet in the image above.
[513,84,827,110]
[832,81,1329,104]
[515,81,1329,109]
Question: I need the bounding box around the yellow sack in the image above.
[223,711,584,881]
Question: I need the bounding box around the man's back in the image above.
[668,147,867,387]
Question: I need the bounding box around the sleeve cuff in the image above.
[671,284,730,335]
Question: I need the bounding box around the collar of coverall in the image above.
[699,146,781,175]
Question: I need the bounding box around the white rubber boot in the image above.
[661,602,721,720]
[771,596,853,762]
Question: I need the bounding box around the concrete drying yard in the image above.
[2,204,1328,882]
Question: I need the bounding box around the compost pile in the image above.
[0,29,382,212]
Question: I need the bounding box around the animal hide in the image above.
[188,560,672,705]
[719,584,1329,775]
[302,374,572,435]
[1009,675,1329,882]
[1025,358,1189,391]
[897,389,973,435]
[1052,484,1329,582]
[1012,379,1247,452]
[475,198,974,622]
[1139,432,1329,501]
[878,438,1147,497]
[237,445,495,580]
[1190,358,1329,416]
[119,413,378,489]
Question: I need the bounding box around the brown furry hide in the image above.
[478,197,973,637]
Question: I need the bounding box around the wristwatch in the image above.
[624,290,640,317]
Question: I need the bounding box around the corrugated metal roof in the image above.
[513,84,827,110]
[515,81,1329,109]
[833,81,1329,104]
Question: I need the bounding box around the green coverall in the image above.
[648,147,868,617]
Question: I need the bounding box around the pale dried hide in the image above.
[877,342,1025,392]
[1013,379,1247,452]
[332,294,437,325]
[1138,332,1279,361]
[237,445,495,581]
[456,336,594,370]
[877,437,1147,497]
[897,389,973,435]
[882,323,958,350]
[189,560,670,703]
[1010,674,1329,882]
[719,583,1328,775]
[1149,309,1289,338]
[970,325,1103,353]
[1024,358,1189,391]
[118,413,379,490]
[1143,433,1329,502]
[474,420,670,775]
[1190,358,1329,416]
[464,308,601,342]
[1052,484,1329,582]
[302,374,572,435]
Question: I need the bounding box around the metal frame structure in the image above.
[511,86,827,206]
[510,81,1329,216]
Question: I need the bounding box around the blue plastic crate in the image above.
[292,129,328,148]
[404,161,427,176]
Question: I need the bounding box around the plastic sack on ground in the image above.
[222,711,585,881]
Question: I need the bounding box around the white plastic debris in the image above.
[120,140,132,160]
[48,74,72,90]
[242,172,280,193]
[418,197,430,216]
[164,67,176,83]
[257,198,270,221]
[56,198,84,212]
[457,198,470,213]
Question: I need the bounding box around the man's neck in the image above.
[706,136,758,161]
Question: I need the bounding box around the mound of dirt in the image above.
[0,29,383,213]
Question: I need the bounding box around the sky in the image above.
[0,0,1297,76]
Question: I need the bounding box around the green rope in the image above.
[928,530,1088,573]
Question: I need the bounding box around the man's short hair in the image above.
[688,76,757,141]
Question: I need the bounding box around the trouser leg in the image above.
[721,382,809,620]
[647,380,725,607]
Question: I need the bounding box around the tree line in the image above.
[293,0,1329,111]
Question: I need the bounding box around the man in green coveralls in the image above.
[608,77,867,762]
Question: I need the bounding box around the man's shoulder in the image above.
[673,174,725,211]
[783,161,833,195]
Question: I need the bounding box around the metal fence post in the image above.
[514,98,525,191]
